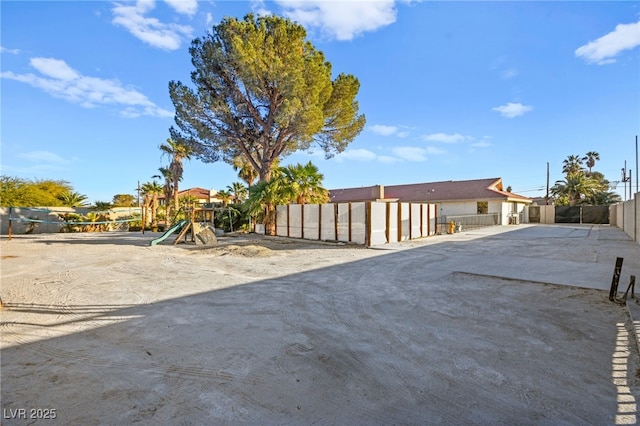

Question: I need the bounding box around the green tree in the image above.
[562,155,584,176]
[244,171,287,235]
[141,181,163,229]
[94,201,113,210]
[582,151,600,176]
[159,138,192,217]
[227,182,248,203]
[111,194,136,207]
[216,190,233,206]
[232,156,259,187]
[279,161,329,204]
[155,166,175,221]
[59,191,89,207]
[0,176,72,207]
[169,13,365,184]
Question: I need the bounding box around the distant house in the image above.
[329,178,532,225]
[159,187,223,207]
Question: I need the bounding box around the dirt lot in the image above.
[2,225,640,424]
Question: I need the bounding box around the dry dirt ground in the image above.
[1,225,640,425]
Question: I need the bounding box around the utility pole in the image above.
[636,135,640,192]
[546,162,550,205]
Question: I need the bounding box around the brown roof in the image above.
[329,178,532,204]
[329,185,384,203]
[177,187,211,199]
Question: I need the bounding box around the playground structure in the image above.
[150,207,217,246]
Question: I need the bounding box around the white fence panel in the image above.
[302,204,319,240]
[320,204,336,241]
[369,202,388,245]
[350,202,366,245]
[337,203,350,242]
[276,205,288,237]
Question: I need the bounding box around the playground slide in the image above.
[149,220,187,246]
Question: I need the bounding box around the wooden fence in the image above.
[275,202,437,246]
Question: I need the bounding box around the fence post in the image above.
[301,204,304,240]
[385,202,390,243]
[348,202,352,242]
[8,206,13,240]
[397,203,402,242]
[318,204,322,241]
[334,204,339,241]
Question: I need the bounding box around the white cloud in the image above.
[336,148,377,162]
[471,141,492,148]
[492,102,533,118]
[276,0,397,41]
[1,57,173,118]
[19,150,73,165]
[111,0,193,50]
[1,46,20,54]
[377,155,400,164]
[392,146,427,162]
[501,68,518,79]
[164,0,197,16]
[422,132,468,144]
[369,124,398,136]
[425,146,446,154]
[206,12,213,26]
[575,20,640,65]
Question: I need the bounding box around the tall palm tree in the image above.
[227,182,248,203]
[562,155,584,176]
[141,181,163,229]
[582,151,600,176]
[155,166,175,223]
[279,161,329,204]
[159,138,193,216]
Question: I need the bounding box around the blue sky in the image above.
[2,1,639,204]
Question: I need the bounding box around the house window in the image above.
[477,201,488,214]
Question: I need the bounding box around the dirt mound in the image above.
[200,244,275,257]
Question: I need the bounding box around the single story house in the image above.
[329,178,532,225]
[159,187,223,207]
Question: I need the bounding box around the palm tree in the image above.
[232,156,259,187]
[227,182,248,203]
[279,161,329,204]
[216,190,233,206]
[244,173,287,235]
[59,191,89,207]
[155,166,175,223]
[582,151,600,176]
[562,155,584,176]
[159,138,193,217]
[551,174,599,206]
[141,181,163,229]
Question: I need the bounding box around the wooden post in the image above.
[287,204,290,237]
[334,203,339,241]
[348,203,352,242]
[385,202,390,243]
[301,204,305,239]
[397,203,402,242]
[318,204,322,240]
[8,207,13,241]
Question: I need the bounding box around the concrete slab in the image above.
[1,224,640,424]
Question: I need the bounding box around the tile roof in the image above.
[329,178,532,204]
